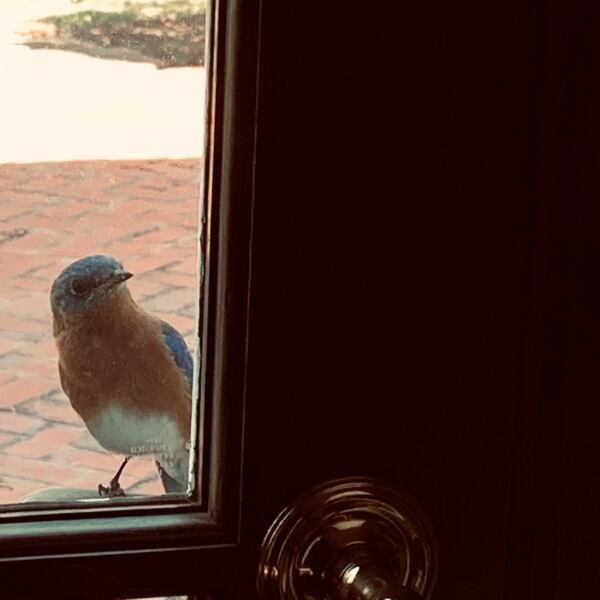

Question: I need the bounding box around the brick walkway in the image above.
[0,158,201,503]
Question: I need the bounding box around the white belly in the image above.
[87,403,184,457]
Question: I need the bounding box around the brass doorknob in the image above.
[257,477,438,600]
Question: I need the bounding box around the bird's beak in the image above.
[109,269,133,286]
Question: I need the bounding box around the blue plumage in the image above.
[51,255,193,497]
[161,321,194,389]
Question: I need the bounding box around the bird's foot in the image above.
[98,457,130,498]
[97,479,126,498]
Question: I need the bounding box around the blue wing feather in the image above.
[160,321,193,390]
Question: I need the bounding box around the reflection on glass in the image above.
[0,0,205,504]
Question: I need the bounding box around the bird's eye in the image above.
[71,278,93,297]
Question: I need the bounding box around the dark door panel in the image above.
[241,2,552,598]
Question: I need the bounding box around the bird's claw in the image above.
[97,479,126,498]
[98,456,130,497]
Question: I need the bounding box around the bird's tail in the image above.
[155,450,189,494]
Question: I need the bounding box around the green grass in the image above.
[37,1,206,67]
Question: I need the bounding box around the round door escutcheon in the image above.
[257,476,438,600]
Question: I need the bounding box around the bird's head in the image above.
[50,255,133,327]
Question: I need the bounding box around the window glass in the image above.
[0,0,206,505]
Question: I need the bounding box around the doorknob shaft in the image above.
[331,553,424,600]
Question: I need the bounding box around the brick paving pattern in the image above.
[0,158,201,503]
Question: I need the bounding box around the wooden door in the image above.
[1,1,596,598]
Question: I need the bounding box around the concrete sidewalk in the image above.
[0,0,205,163]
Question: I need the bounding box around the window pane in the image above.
[0,0,205,505]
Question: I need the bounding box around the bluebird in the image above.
[50,255,193,497]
